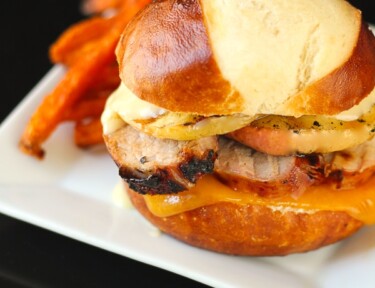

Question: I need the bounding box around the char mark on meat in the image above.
[119,167,186,194]
[180,150,216,183]
[104,125,218,195]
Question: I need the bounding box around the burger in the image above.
[101,0,375,256]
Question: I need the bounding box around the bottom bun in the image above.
[128,189,363,256]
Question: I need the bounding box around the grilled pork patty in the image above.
[104,125,375,196]
[215,136,375,198]
[215,137,325,198]
[104,125,218,195]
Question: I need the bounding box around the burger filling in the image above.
[101,84,375,224]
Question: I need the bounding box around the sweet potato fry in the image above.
[74,118,104,148]
[51,0,151,66]
[19,2,149,159]
[19,55,112,159]
[81,0,124,15]
[64,95,109,121]
[49,16,115,66]
[64,61,120,120]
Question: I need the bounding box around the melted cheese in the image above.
[102,83,375,136]
[144,175,375,224]
[101,83,167,134]
[101,83,255,139]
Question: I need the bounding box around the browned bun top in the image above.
[116,0,375,117]
[128,188,362,256]
[116,0,242,116]
[284,22,375,115]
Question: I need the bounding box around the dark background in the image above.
[0,1,374,287]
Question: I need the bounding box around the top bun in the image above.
[116,0,375,117]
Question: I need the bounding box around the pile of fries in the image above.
[19,0,150,159]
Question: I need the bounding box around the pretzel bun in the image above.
[102,0,375,257]
[116,0,375,117]
[128,188,362,256]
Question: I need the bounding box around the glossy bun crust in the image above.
[117,0,375,117]
[128,189,362,256]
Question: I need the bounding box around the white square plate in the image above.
[1,52,375,288]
